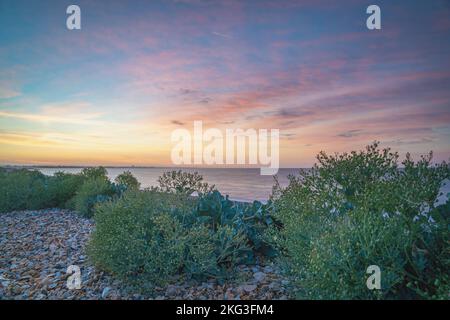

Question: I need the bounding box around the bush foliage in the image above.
[72,177,117,218]
[80,166,109,181]
[115,171,140,190]
[269,142,450,299]
[88,190,223,286]
[87,179,276,287]
[47,172,85,208]
[0,169,51,212]
[157,170,215,195]
[0,167,138,215]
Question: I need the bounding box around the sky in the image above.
[0,0,449,167]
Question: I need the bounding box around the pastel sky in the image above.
[0,0,449,167]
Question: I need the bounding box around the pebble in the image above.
[165,285,178,297]
[253,272,266,283]
[241,284,257,293]
[101,287,111,299]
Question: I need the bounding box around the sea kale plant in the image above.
[194,190,277,262]
[87,189,248,287]
[269,142,450,299]
[87,172,276,288]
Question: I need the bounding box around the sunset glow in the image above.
[1,0,449,167]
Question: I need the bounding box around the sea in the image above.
[35,167,300,202]
[34,167,450,204]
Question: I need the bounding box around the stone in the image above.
[263,266,274,273]
[39,275,52,287]
[253,271,266,283]
[241,284,257,293]
[268,282,281,291]
[101,287,111,299]
[166,285,178,297]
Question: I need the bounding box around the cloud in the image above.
[171,120,185,126]
[271,108,315,119]
[0,76,21,99]
[281,133,297,140]
[179,88,197,95]
[212,31,232,39]
[337,129,363,138]
[0,110,106,126]
[0,87,20,99]
[385,138,436,146]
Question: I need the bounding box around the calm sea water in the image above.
[36,167,300,202]
[35,167,450,204]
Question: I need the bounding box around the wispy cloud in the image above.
[337,130,363,138]
[171,120,185,126]
[0,87,20,99]
[212,31,232,39]
[0,110,106,126]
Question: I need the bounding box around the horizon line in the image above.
[0,164,305,170]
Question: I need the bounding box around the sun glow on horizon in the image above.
[1,0,449,167]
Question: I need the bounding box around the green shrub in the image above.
[158,170,215,195]
[270,142,450,299]
[0,169,52,213]
[0,166,124,214]
[73,177,115,218]
[300,204,412,299]
[115,171,140,190]
[80,166,108,181]
[47,172,86,208]
[87,185,275,287]
[87,190,206,286]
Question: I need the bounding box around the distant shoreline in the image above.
[0,165,304,170]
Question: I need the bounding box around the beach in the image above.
[0,209,289,300]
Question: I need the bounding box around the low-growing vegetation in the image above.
[0,169,52,212]
[47,171,85,208]
[158,170,215,195]
[87,172,275,289]
[0,166,130,216]
[268,142,450,299]
[72,177,117,218]
[115,171,140,190]
[1,142,448,299]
